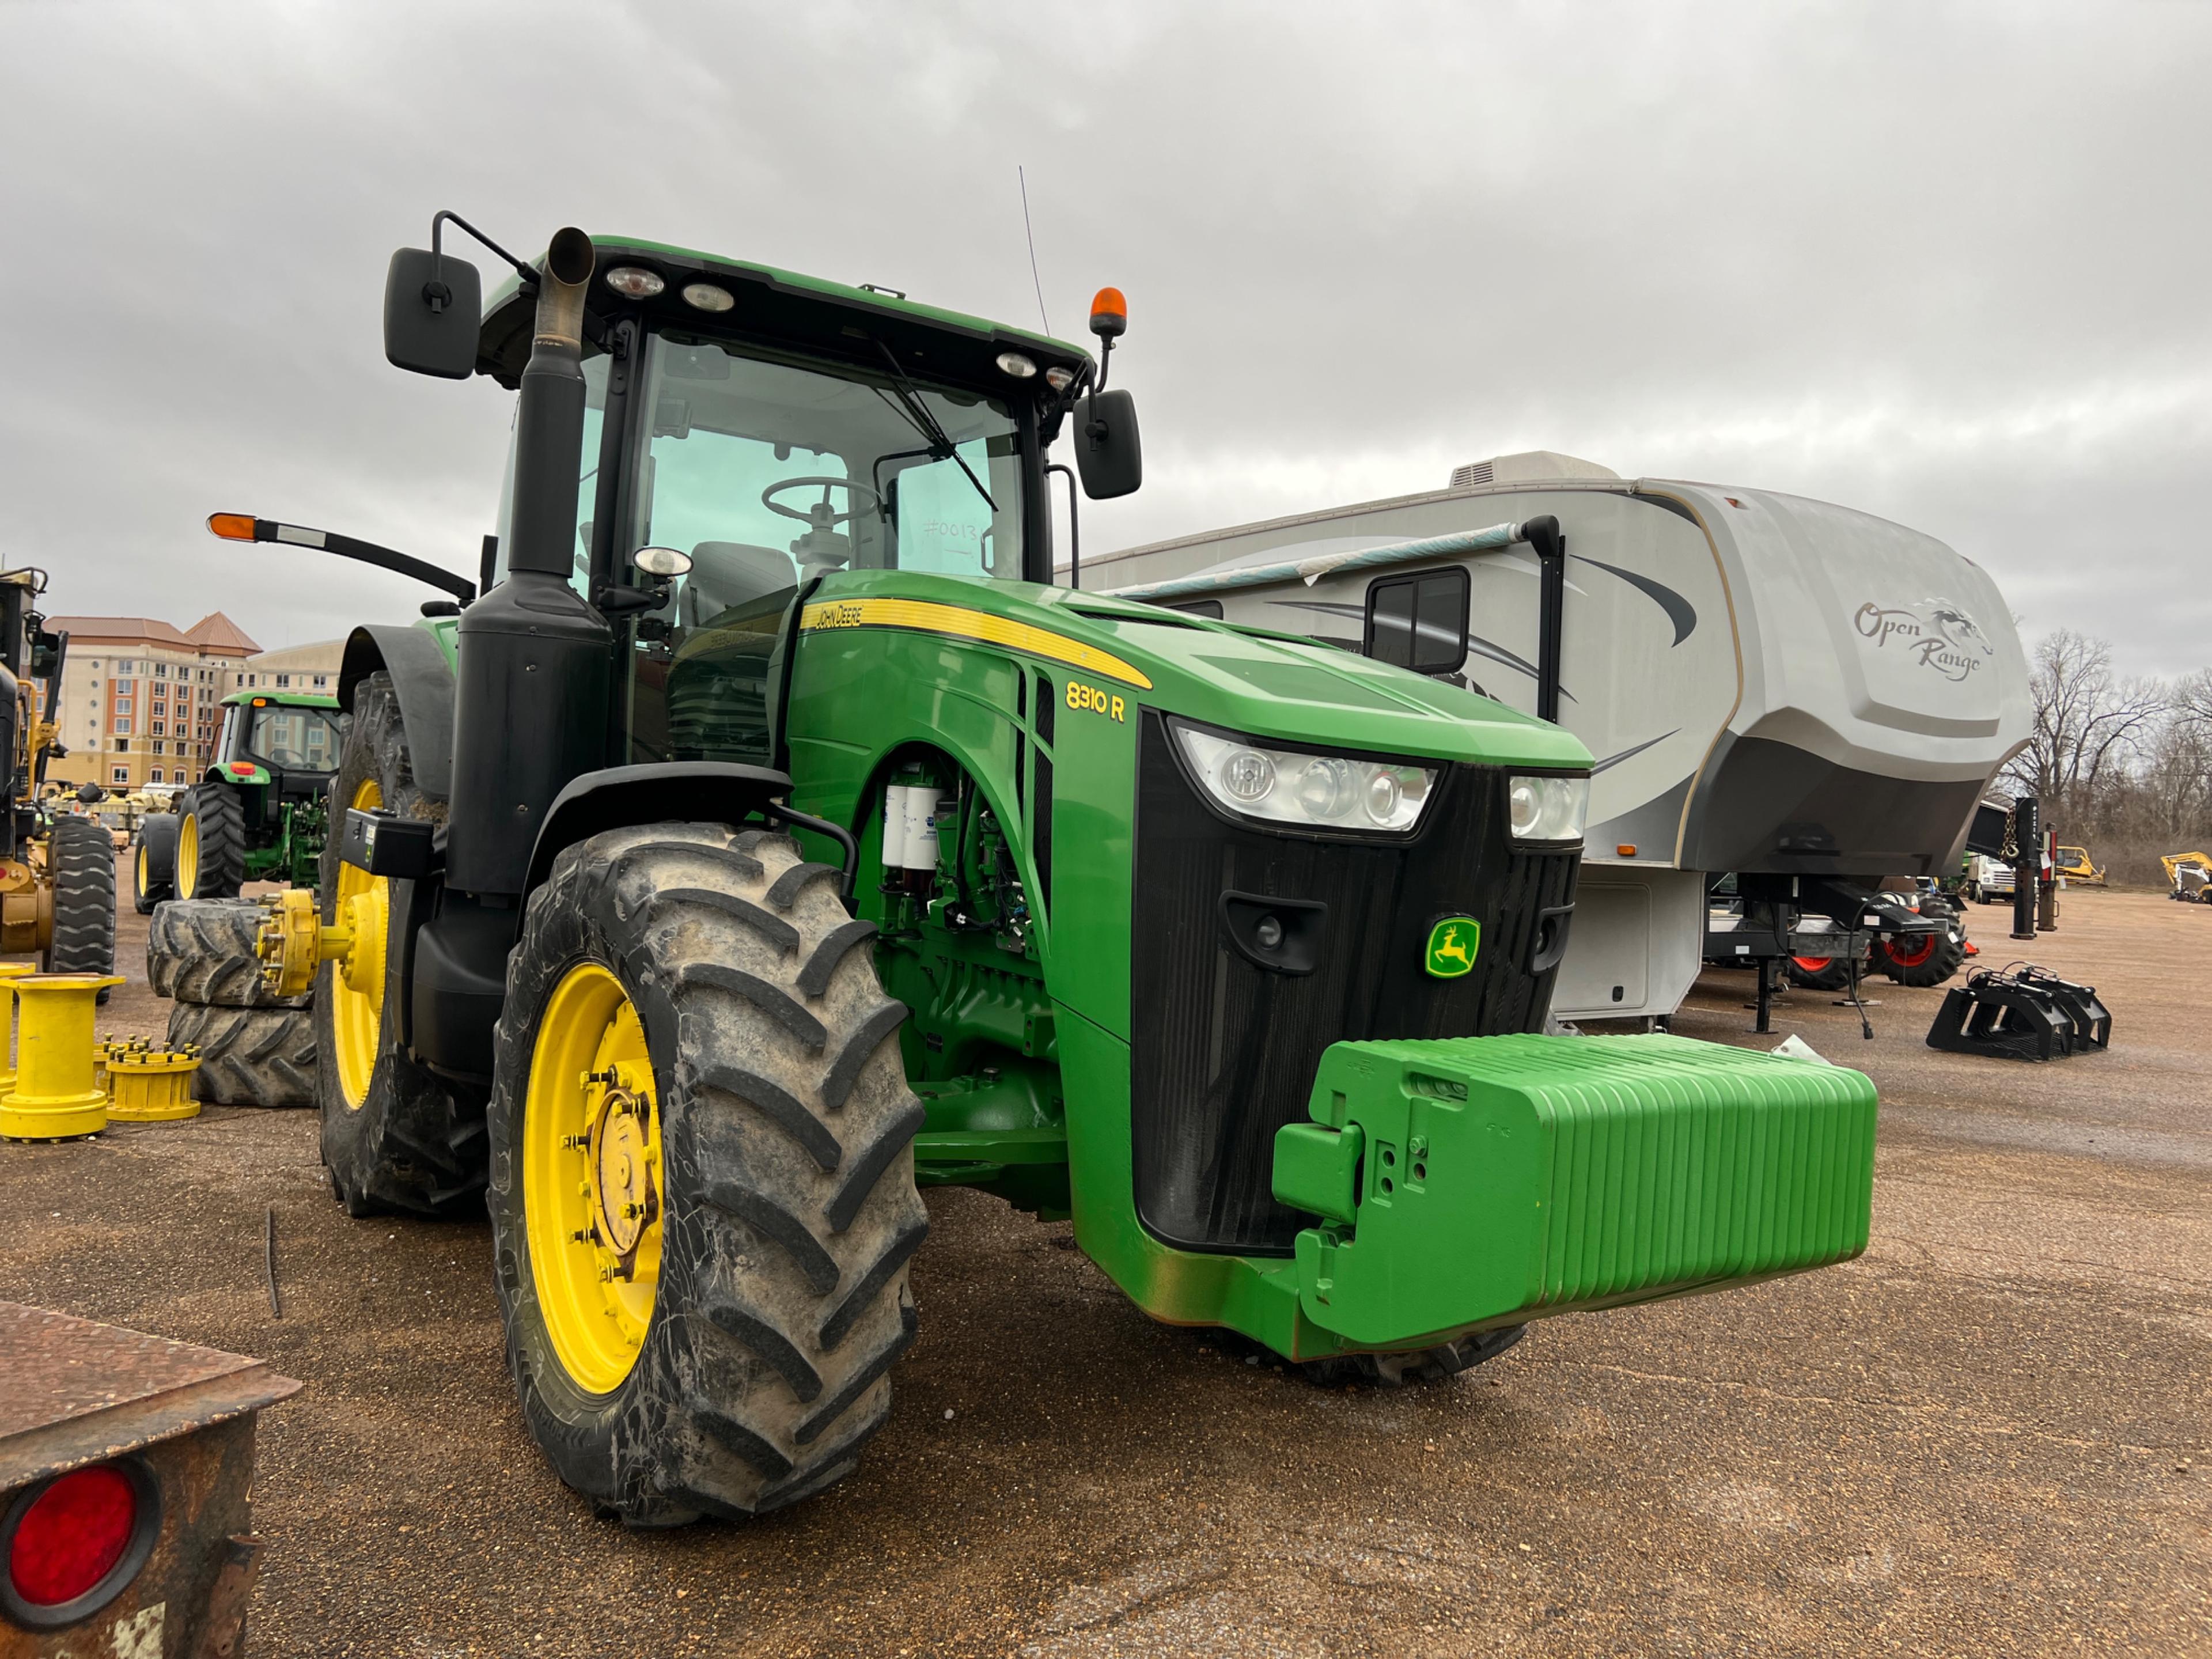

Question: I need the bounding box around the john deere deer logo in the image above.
[1424,916,1480,979]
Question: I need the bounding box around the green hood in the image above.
[812,571,1593,771]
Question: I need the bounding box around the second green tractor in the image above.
[133,688,346,910]
[233,221,1880,1525]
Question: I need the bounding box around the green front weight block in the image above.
[1275,1033,1878,1349]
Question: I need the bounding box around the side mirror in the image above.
[1075,389,1142,500]
[383,247,482,379]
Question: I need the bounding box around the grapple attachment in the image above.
[1273,1033,1877,1349]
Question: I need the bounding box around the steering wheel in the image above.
[761,476,882,526]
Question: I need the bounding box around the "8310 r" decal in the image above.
[1066,680,1127,722]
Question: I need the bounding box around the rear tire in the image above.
[1873,926,1967,987]
[315,673,480,1218]
[1783,954,1851,992]
[148,898,305,1007]
[131,814,178,914]
[178,786,246,899]
[46,815,116,1002]
[487,823,927,1526]
[167,1002,317,1107]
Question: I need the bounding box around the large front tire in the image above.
[46,815,116,1001]
[177,786,245,900]
[487,823,927,1526]
[316,672,480,1217]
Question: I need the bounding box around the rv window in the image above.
[1169,599,1223,619]
[1363,567,1468,675]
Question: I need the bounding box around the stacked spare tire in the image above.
[147,899,317,1108]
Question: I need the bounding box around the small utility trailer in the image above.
[0,1304,298,1658]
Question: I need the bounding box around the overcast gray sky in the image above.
[2,1,2205,673]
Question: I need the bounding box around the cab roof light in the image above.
[604,266,665,300]
[1089,286,1127,339]
[681,282,734,313]
[996,351,1037,379]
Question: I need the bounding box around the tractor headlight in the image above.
[1508,774,1589,843]
[1175,724,1435,833]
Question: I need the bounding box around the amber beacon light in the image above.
[1088,286,1127,339]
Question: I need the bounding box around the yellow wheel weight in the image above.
[106,1047,202,1123]
[330,777,387,1109]
[522,962,664,1395]
[0,975,128,1140]
[0,963,34,1094]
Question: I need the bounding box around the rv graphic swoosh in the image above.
[1266,601,1579,703]
[1571,557,1698,646]
[1591,729,1680,773]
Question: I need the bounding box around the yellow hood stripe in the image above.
[800,596,1154,690]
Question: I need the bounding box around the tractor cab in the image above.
[210,691,346,796]
[464,240,1126,770]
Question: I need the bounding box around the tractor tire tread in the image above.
[654,888,800,956]
[46,814,116,987]
[679,963,828,1049]
[699,1177,842,1294]
[130,814,179,915]
[797,919,878,998]
[148,897,305,1007]
[181,785,247,900]
[487,821,927,1525]
[696,1062,843,1170]
[316,673,482,1219]
[167,1002,317,1108]
[764,861,841,911]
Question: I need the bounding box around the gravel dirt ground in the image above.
[4,866,2208,1657]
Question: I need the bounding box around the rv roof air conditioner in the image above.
[1449,451,1620,488]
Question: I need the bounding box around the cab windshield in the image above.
[240,703,344,771]
[620,331,1030,764]
[627,331,1025,589]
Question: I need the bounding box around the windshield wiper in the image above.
[868,340,997,514]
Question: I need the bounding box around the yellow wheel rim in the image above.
[329,778,387,1109]
[134,843,149,900]
[523,963,664,1395]
[176,812,199,899]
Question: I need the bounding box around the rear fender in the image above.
[338,624,456,802]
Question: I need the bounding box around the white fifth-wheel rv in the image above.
[1090,452,2032,1024]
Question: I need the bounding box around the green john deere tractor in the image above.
[234,219,1878,1526]
[134,688,346,908]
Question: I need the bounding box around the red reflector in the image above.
[8,1466,136,1607]
[229,763,256,775]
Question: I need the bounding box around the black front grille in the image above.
[1129,712,1580,1256]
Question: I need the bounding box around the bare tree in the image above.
[2173,665,2212,733]
[2003,630,2166,817]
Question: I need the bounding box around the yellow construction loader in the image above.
[2163,851,2212,904]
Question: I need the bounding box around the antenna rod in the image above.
[1018,166,1051,336]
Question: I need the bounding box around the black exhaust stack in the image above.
[445,228,612,900]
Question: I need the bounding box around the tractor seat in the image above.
[683,542,798,630]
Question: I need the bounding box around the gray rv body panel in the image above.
[1095,475,2030,1021]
